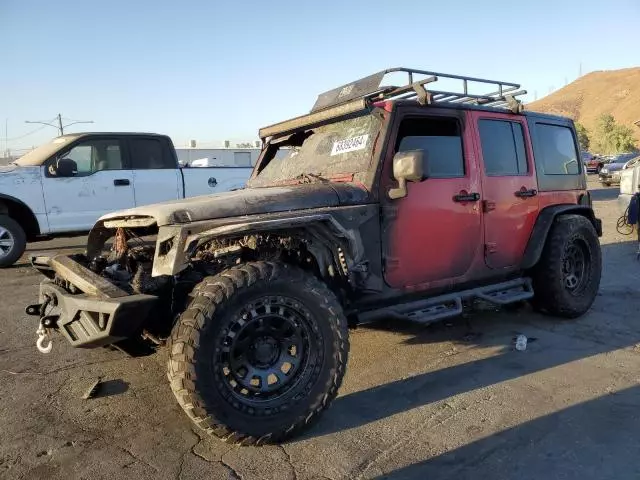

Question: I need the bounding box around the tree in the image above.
[593,114,638,154]
[236,142,254,148]
[575,122,590,151]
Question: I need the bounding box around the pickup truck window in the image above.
[130,138,175,169]
[478,119,528,176]
[535,124,580,175]
[61,139,123,175]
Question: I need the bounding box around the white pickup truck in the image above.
[0,132,252,267]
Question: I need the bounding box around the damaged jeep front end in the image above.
[27,202,381,355]
[26,254,158,353]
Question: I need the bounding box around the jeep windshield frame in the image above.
[248,110,382,188]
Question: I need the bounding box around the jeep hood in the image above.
[98,183,370,226]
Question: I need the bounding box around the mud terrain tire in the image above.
[531,215,601,318]
[167,261,349,445]
[0,215,26,268]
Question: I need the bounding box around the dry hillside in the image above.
[527,67,640,145]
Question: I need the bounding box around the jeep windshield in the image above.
[249,112,381,187]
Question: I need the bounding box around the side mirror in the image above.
[388,150,427,200]
[54,158,78,177]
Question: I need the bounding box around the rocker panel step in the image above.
[358,278,534,325]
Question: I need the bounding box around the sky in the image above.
[1,0,638,153]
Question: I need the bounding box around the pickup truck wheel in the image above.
[0,215,26,268]
[531,215,601,318]
[167,261,349,445]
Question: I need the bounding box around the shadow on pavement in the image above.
[303,241,640,440]
[589,186,619,201]
[377,385,640,479]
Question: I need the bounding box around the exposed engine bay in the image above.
[89,228,169,295]
[86,227,323,291]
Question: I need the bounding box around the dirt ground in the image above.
[1,177,639,480]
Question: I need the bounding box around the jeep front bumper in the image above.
[28,255,157,349]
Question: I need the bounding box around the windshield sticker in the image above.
[330,134,369,156]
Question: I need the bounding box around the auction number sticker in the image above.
[331,134,369,156]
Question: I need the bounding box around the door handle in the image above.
[515,188,537,198]
[453,192,480,202]
[114,179,130,186]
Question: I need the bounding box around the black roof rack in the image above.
[311,67,527,114]
[258,68,528,140]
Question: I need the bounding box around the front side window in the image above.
[59,139,123,175]
[395,116,465,178]
[478,119,528,176]
[535,124,580,175]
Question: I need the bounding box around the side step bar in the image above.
[358,278,534,325]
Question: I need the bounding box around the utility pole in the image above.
[25,113,93,136]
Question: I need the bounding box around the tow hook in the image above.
[26,295,57,354]
[36,322,53,354]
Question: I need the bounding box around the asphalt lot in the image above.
[2,177,640,480]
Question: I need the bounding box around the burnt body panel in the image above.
[96,183,371,227]
[148,204,381,278]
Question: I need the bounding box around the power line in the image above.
[5,122,52,142]
[25,113,93,136]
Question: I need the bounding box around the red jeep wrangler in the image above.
[28,68,602,445]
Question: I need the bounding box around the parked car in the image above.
[598,153,640,186]
[584,154,609,174]
[27,68,602,445]
[0,133,252,267]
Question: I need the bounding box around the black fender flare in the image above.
[521,204,602,270]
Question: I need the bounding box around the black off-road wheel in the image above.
[531,215,601,318]
[0,215,27,268]
[167,261,349,445]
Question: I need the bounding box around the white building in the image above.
[175,148,261,168]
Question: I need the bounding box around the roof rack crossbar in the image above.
[310,67,526,113]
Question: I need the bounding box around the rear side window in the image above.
[478,119,528,175]
[535,124,580,175]
[396,117,465,178]
[130,138,175,169]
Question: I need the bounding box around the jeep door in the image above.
[470,111,539,269]
[380,108,483,289]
